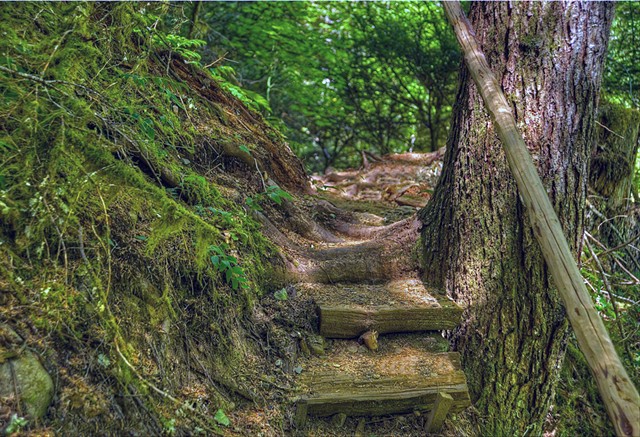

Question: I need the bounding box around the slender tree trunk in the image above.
[419,2,614,434]
[589,103,640,273]
[187,1,202,40]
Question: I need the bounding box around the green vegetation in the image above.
[0,3,286,434]
[604,2,640,108]
[194,1,459,172]
[0,1,638,435]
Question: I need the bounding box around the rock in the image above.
[307,334,325,356]
[330,412,347,427]
[299,338,311,357]
[395,194,429,208]
[358,330,379,352]
[0,325,54,420]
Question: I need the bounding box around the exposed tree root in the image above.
[258,194,422,284]
[250,151,449,286]
[312,148,444,208]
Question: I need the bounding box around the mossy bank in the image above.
[0,3,309,435]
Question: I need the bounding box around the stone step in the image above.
[294,335,471,426]
[296,278,463,338]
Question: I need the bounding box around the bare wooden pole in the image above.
[442,2,639,436]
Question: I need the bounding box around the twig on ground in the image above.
[114,342,224,436]
[587,232,640,284]
[586,199,640,272]
[204,52,228,69]
[597,233,640,260]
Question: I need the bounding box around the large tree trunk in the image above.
[419,2,614,435]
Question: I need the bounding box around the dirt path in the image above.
[261,150,472,436]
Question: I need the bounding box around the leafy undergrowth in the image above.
[0,3,309,435]
[550,258,638,437]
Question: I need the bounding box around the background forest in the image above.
[0,1,638,436]
[182,1,638,172]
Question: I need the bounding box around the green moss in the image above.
[0,3,280,434]
[554,341,615,436]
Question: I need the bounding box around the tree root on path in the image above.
[257,199,422,284]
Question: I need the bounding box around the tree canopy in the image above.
[176,1,639,175]
[604,1,640,108]
[191,1,460,172]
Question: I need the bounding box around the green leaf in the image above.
[268,192,283,205]
[97,353,111,367]
[245,196,263,211]
[5,414,28,434]
[0,140,17,152]
[138,117,155,140]
[209,245,224,255]
[274,288,288,301]
[214,409,230,426]
[239,144,252,155]
[242,89,271,112]
[266,186,293,205]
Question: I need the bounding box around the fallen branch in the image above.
[587,199,640,272]
[588,232,640,285]
[597,234,640,260]
[596,120,626,140]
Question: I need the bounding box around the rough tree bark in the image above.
[420,2,616,435]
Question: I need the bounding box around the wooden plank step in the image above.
[296,278,463,338]
[295,335,471,422]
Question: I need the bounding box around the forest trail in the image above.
[283,152,472,435]
[2,3,635,436]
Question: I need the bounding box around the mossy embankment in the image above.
[0,3,310,435]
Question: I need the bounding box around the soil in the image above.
[295,279,450,308]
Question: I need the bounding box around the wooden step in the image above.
[296,278,463,338]
[294,335,471,424]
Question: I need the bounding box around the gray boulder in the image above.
[0,325,54,420]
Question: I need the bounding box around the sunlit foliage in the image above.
[191,1,459,172]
